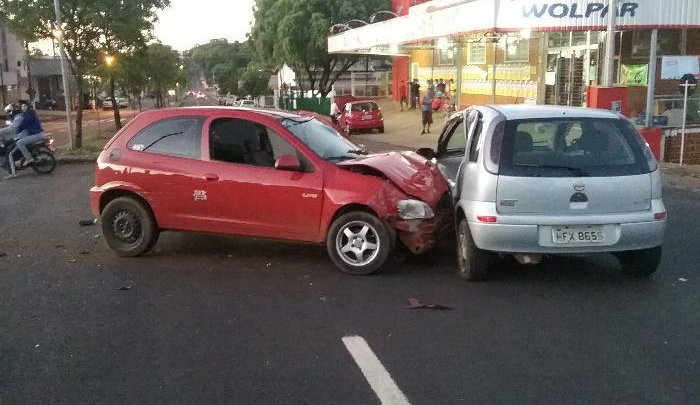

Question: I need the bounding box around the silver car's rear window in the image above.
[498,118,652,177]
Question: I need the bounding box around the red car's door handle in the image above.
[204,173,219,181]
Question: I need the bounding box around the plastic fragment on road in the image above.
[79,218,97,226]
[406,297,451,310]
[679,278,688,282]
[117,286,132,291]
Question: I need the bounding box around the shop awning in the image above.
[328,0,700,54]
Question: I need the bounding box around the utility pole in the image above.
[53,0,75,149]
[603,0,618,86]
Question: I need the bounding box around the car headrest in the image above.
[514,131,533,153]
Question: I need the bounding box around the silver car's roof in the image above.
[479,105,621,121]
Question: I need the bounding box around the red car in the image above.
[90,107,451,274]
[338,100,384,135]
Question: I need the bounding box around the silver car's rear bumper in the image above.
[469,220,665,254]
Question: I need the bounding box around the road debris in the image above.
[79,218,97,226]
[117,286,132,291]
[406,298,451,310]
[679,278,688,282]
[79,251,91,256]
[0,252,6,258]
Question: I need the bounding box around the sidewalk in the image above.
[37,108,139,123]
[662,163,700,193]
[352,99,447,151]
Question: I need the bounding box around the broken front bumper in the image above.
[389,213,453,255]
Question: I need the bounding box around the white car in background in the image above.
[102,97,129,110]
[236,100,256,107]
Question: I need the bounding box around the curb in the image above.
[56,154,98,164]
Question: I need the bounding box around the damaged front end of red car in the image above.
[337,151,453,254]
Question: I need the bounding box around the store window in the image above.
[505,39,529,62]
[631,30,683,58]
[468,43,486,64]
[437,49,455,66]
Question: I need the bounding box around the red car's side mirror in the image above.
[275,155,302,171]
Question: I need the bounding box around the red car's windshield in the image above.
[282,117,366,162]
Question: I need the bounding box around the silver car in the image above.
[424,105,666,281]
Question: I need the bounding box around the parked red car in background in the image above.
[90,107,450,275]
[338,100,384,136]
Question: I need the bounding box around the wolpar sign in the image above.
[328,0,700,53]
[498,0,700,31]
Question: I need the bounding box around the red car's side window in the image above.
[127,116,204,159]
[209,118,300,169]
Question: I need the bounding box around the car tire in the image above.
[378,126,385,134]
[456,218,492,281]
[327,211,393,275]
[616,246,662,277]
[101,196,159,257]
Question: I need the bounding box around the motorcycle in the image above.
[0,136,57,176]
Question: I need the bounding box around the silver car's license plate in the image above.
[552,225,605,244]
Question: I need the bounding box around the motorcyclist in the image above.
[0,100,45,166]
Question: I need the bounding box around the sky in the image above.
[154,0,256,51]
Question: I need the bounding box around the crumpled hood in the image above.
[338,151,449,207]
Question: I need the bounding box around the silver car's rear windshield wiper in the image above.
[142,132,184,152]
[521,163,589,176]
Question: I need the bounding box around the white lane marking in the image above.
[342,335,411,405]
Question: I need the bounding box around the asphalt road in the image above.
[1,162,699,404]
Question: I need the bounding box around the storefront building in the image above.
[328,0,700,129]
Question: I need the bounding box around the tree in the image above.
[250,0,390,97]
[184,39,252,94]
[239,66,271,99]
[144,43,183,108]
[0,0,169,149]
[117,50,149,111]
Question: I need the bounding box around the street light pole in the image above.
[53,0,75,149]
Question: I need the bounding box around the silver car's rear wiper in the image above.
[517,163,589,176]
[539,164,588,176]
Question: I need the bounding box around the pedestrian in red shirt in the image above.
[399,81,408,111]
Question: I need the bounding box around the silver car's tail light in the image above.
[476,215,498,223]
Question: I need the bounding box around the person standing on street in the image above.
[399,80,408,111]
[409,79,420,110]
[421,90,434,135]
[330,99,340,125]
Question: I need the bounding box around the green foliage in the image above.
[239,66,271,98]
[184,39,252,94]
[145,43,185,107]
[0,0,170,148]
[250,0,390,97]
